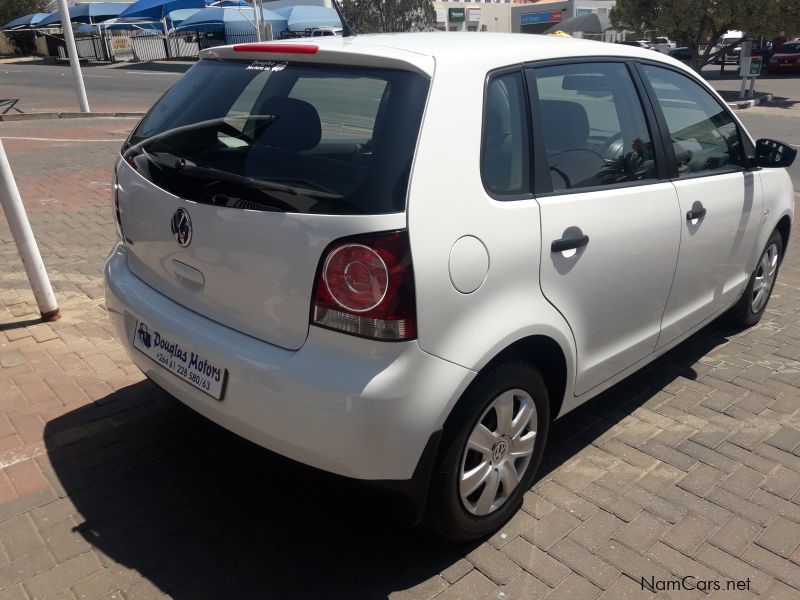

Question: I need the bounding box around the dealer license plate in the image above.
[133,320,227,400]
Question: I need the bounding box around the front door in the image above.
[637,64,764,347]
[528,61,681,396]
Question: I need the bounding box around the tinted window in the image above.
[531,62,657,192]
[481,71,529,196]
[777,43,800,54]
[125,60,429,215]
[642,65,746,176]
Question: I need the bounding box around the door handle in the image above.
[686,207,707,220]
[551,235,589,253]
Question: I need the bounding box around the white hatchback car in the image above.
[105,33,795,540]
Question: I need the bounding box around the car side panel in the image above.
[753,168,795,270]
[407,58,578,409]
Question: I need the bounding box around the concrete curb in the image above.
[0,111,145,122]
[727,93,774,110]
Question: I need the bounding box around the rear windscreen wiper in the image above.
[172,159,344,201]
[125,115,278,155]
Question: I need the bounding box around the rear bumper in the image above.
[104,243,474,483]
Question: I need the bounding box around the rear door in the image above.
[637,64,764,347]
[528,61,681,396]
[117,58,429,349]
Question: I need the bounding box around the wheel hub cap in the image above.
[459,389,538,516]
[491,439,510,464]
[751,243,779,313]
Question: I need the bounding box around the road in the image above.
[0,59,187,113]
[1,114,800,599]
[739,105,800,190]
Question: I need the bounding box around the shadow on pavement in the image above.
[716,89,800,110]
[111,62,193,74]
[44,323,737,599]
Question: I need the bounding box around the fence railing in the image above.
[42,26,262,63]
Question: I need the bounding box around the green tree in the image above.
[610,0,800,71]
[341,0,436,33]
[1,0,50,55]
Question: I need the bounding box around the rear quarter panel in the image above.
[407,55,577,414]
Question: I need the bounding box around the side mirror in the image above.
[755,138,797,168]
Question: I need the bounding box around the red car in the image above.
[768,41,800,73]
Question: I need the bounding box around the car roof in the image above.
[203,32,684,77]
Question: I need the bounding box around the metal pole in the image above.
[57,0,90,113]
[253,0,263,42]
[0,140,60,321]
[162,17,171,58]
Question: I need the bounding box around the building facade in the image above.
[433,0,620,39]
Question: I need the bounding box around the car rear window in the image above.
[778,43,800,53]
[124,59,429,215]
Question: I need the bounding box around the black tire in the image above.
[729,230,783,327]
[425,361,550,541]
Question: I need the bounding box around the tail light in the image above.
[312,231,416,341]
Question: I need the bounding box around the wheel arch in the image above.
[441,334,571,433]
[776,215,791,261]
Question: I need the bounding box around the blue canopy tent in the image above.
[1,13,49,31]
[35,3,133,28]
[119,0,207,21]
[165,8,203,26]
[274,5,340,32]
[175,7,288,35]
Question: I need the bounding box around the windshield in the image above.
[777,43,800,54]
[124,59,429,215]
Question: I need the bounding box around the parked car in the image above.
[669,46,693,64]
[768,41,800,73]
[617,39,656,50]
[308,26,342,37]
[712,32,743,63]
[653,36,675,53]
[106,34,795,541]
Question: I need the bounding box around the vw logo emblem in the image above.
[492,439,508,464]
[170,208,192,247]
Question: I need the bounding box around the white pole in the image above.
[0,140,60,321]
[162,17,171,58]
[253,0,263,42]
[57,0,90,113]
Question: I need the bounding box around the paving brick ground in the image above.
[1,117,800,600]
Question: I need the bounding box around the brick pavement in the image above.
[1,118,800,599]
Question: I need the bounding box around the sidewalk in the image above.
[1,118,800,599]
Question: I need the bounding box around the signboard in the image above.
[740,56,762,77]
[110,34,134,62]
[467,8,481,22]
[449,8,465,23]
[435,8,446,22]
[520,10,563,26]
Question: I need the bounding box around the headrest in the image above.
[538,100,590,152]
[255,97,322,152]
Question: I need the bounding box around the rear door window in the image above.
[529,62,658,193]
[125,60,429,215]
